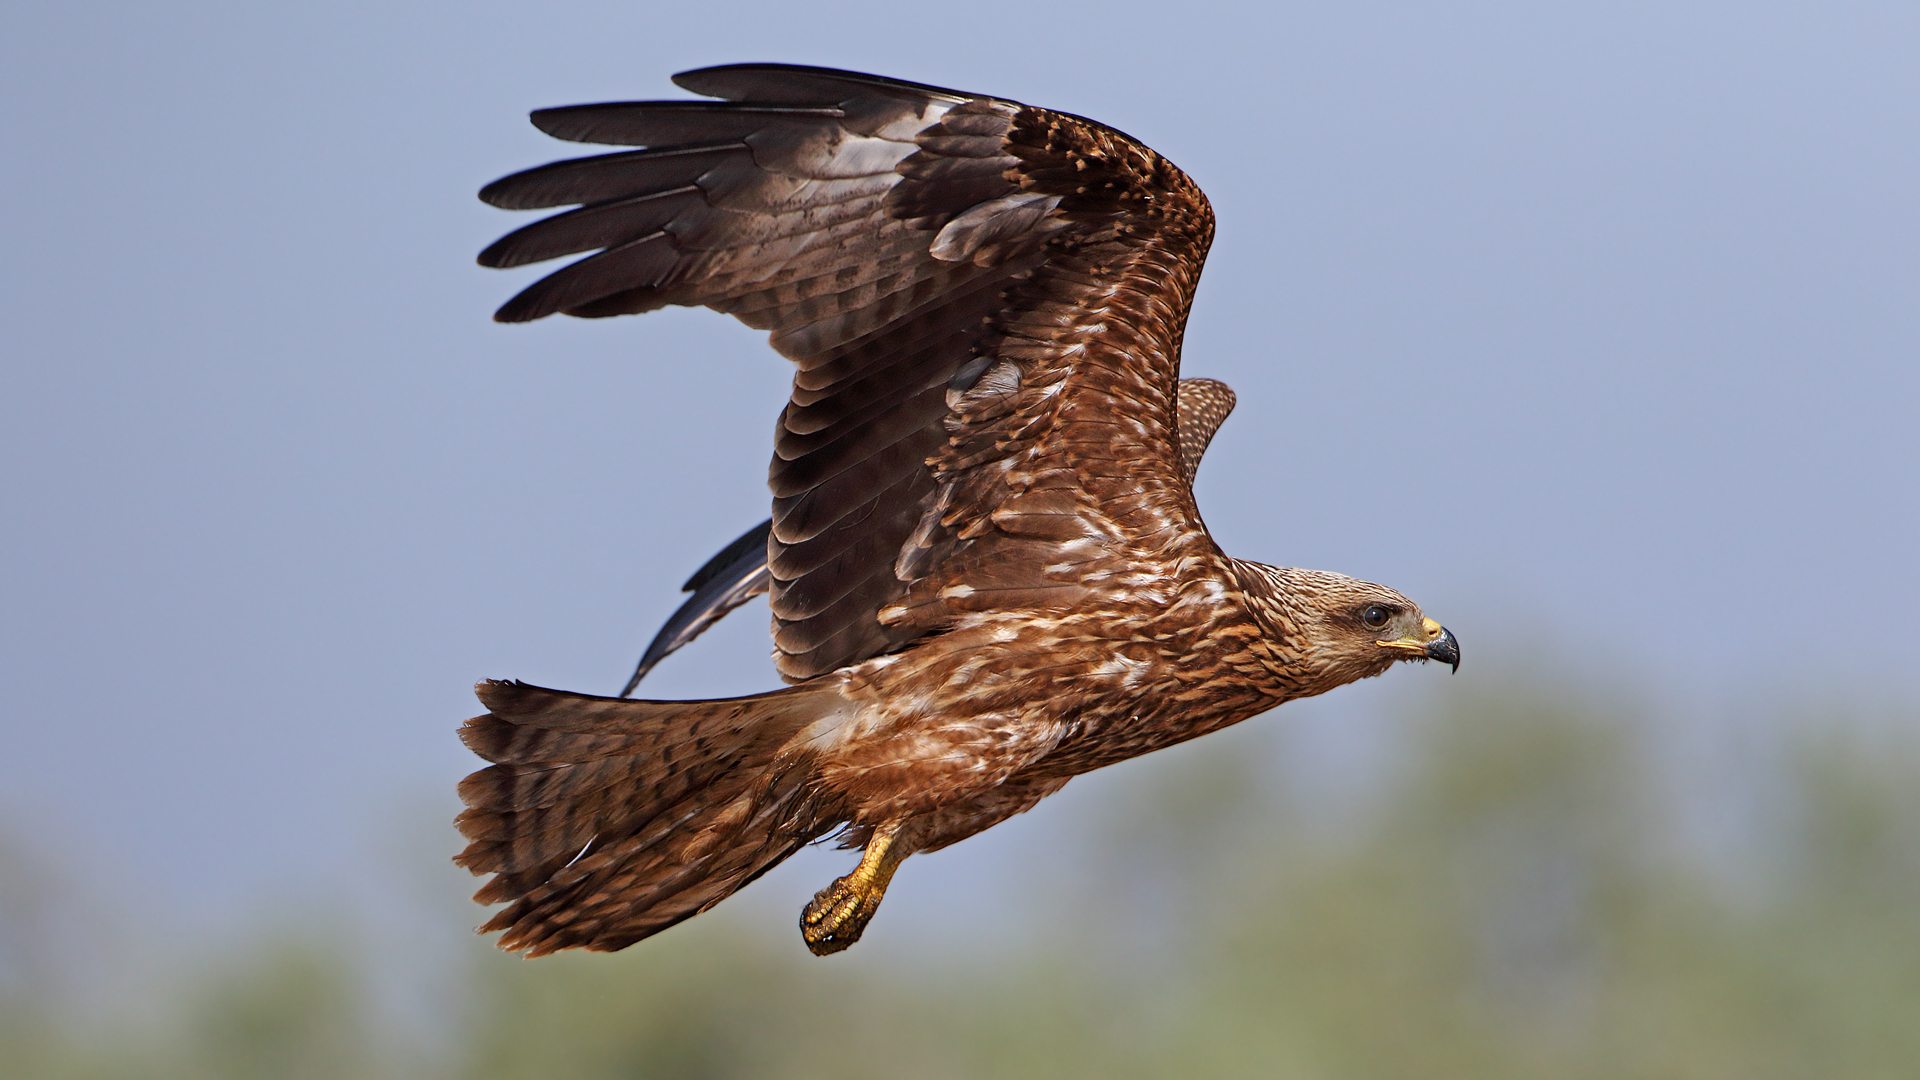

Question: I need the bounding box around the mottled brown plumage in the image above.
[619,375,1238,693]
[457,64,1458,957]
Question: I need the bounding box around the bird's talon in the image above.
[800,877,879,954]
[800,822,906,956]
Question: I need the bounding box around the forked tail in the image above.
[454,679,847,955]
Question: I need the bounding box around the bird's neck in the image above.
[1223,559,1372,700]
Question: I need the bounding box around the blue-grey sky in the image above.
[3,0,1915,926]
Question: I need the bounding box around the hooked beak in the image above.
[1377,617,1461,673]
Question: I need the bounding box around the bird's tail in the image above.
[454,678,849,955]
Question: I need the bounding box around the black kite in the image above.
[457,65,1459,956]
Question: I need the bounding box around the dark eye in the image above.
[1360,605,1393,629]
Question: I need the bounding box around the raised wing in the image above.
[483,64,1218,681]
[1173,377,1236,488]
[618,377,1237,694]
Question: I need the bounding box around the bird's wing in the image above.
[619,520,774,696]
[1173,377,1236,488]
[618,378,1237,694]
[483,64,1218,680]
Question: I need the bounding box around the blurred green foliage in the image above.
[4,682,1917,1079]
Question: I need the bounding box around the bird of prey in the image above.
[456,64,1459,958]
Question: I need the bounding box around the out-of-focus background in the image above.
[4,1,1916,1076]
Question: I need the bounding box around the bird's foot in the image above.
[800,876,884,955]
[800,822,905,956]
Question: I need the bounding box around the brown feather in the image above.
[454,679,848,954]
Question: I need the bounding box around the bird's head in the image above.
[1236,564,1460,694]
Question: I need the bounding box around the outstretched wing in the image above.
[482,64,1218,680]
[618,377,1237,694]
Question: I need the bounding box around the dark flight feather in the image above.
[618,521,774,696]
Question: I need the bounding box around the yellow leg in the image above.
[800,821,907,955]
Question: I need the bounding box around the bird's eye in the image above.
[1360,605,1393,629]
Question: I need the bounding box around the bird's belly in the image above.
[813,619,1283,821]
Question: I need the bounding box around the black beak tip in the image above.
[1425,627,1460,674]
